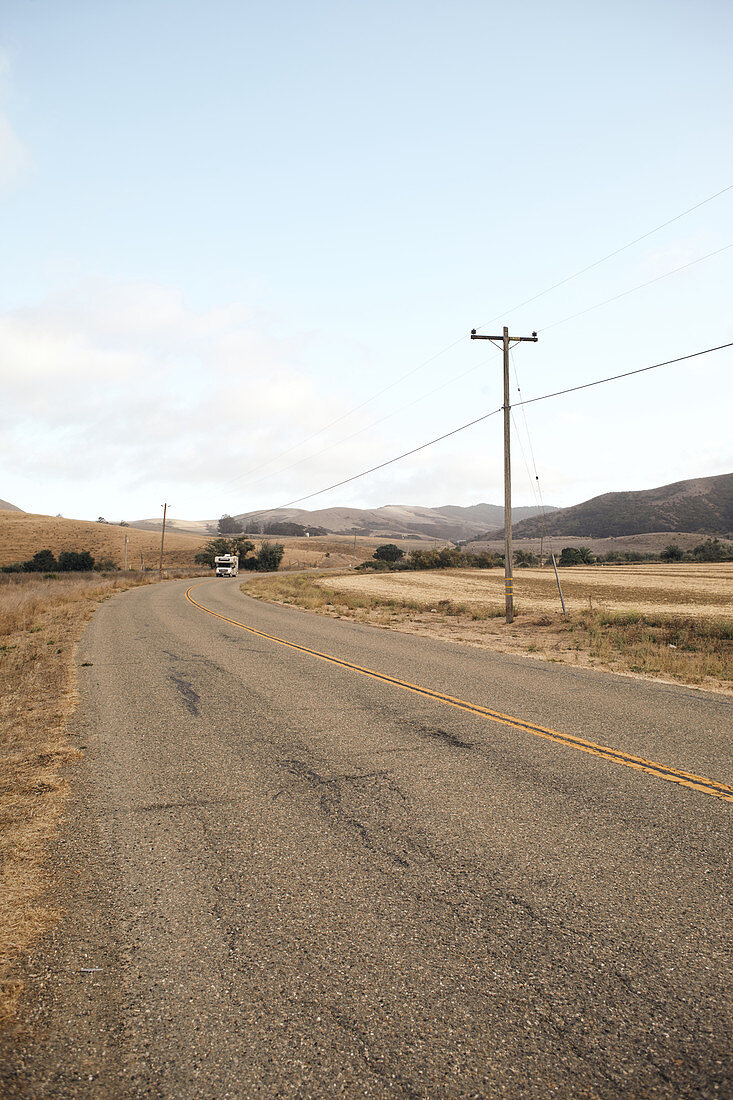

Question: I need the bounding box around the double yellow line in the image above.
[185,583,733,805]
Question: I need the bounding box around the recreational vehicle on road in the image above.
[214,554,239,577]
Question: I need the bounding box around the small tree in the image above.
[254,541,284,572]
[373,544,404,563]
[218,514,243,535]
[514,549,539,568]
[661,543,684,562]
[559,547,582,566]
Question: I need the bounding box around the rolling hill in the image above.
[0,512,206,570]
[489,473,733,540]
[131,503,551,542]
[230,502,550,541]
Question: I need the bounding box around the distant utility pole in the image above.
[158,503,168,579]
[123,534,129,571]
[470,326,538,623]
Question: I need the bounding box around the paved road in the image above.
[2,578,732,1098]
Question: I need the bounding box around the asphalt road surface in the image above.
[2,577,732,1099]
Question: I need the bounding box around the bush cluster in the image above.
[357,537,733,574]
[2,549,96,574]
[357,546,504,572]
[559,538,733,565]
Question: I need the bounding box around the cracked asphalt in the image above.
[2,577,731,1098]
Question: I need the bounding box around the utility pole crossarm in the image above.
[470,329,538,343]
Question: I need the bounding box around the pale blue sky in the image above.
[2,0,732,521]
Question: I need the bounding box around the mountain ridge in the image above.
[483,473,733,541]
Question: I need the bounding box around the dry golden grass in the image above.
[0,510,207,570]
[0,510,407,573]
[263,535,432,571]
[243,565,733,693]
[319,563,733,618]
[0,572,157,1025]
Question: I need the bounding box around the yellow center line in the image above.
[185,582,733,804]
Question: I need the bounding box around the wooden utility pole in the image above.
[158,503,168,579]
[470,326,538,623]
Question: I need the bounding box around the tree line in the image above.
[217,515,327,538]
[358,537,733,573]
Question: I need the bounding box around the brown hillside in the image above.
[0,512,206,569]
[488,473,733,540]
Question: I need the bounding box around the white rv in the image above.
[214,554,239,577]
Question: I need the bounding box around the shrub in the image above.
[692,538,733,562]
[94,558,119,572]
[374,544,404,563]
[514,549,540,568]
[21,549,58,573]
[254,541,285,572]
[559,547,582,566]
[57,550,95,572]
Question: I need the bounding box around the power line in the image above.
[223,333,468,490]
[539,243,733,332]
[473,182,733,331]
[515,340,733,409]
[227,234,729,499]
[256,340,732,513]
[231,350,501,495]
[271,407,504,511]
[224,183,732,492]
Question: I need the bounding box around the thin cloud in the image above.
[0,54,30,188]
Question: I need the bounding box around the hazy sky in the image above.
[2,0,732,522]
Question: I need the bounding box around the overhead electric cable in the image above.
[514,341,733,408]
[233,350,501,494]
[226,184,732,490]
[230,232,729,497]
[223,333,468,489]
[510,348,558,563]
[539,243,733,332]
[256,340,732,513]
[270,407,505,511]
[473,182,733,331]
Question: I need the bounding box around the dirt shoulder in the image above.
[0,573,166,1025]
[242,567,733,696]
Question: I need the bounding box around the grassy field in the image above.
[0,571,163,1024]
[243,564,733,693]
